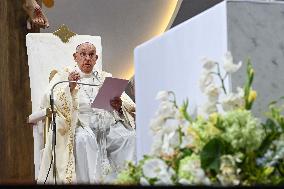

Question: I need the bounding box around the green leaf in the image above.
[268,100,277,106]
[258,131,280,155]
[180,148,193,157]
[264,118,278,133]
[200,138,227,173]
[180,99,192,122]
[263,166,274,176]
[277,162,284,176]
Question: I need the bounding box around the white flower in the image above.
[220,87,244,111]
[143,158,167,178]
[178,178,192,185]
[156,91,171,101]
[180,125,197,148]
[156,167,176,185]
[198,101,218,117]
[161,130,179,156]
[153,122,180,156]
[201,58,216,70]
[157,101,178,118]
[150,117,165,133]
[178,155,211,185]
[199,71,214,92]
[223,52,242,73]
[150,132,163,155]
[180,135,194,149]
[217,155,240,186]
[140,177,150,186]
[162,120,179,133]
[204,83,220,102]
[142,158,175,185]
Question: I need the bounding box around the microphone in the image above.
[50,80,100,100]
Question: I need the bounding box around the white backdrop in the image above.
[134,1,230,160]
[26,34,102,178]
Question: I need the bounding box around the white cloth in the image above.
[76,73,136,183]
[37,66,136,184]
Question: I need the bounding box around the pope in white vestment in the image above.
[37,42,136,184]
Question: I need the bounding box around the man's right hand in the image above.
[68,71,80,91]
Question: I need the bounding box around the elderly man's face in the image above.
[73,43,98,74]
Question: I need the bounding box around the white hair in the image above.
[76,42,96,52]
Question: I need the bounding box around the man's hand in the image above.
[68,71,80,91]
[110,96,122,113]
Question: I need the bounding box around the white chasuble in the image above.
[37,66,136,184]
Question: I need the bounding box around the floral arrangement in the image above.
[116,52,284,186]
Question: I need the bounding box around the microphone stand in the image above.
[49,80,99,184]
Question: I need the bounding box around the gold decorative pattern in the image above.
[49,70,58,82]
[55,86,76,183]
[53,25,77,43]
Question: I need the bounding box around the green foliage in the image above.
[200,138,227,173]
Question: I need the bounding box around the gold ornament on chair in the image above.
[53,24,77,43]
[43,0,54,8]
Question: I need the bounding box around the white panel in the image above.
[135,1,229,159]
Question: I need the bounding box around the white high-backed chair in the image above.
[26,31,102,179]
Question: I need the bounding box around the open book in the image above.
[91,77,129,111]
